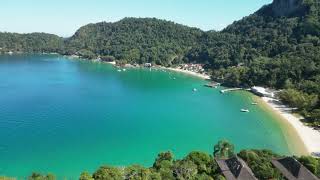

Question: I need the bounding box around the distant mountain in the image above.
[0,0,319,124]
[260,0,307,17]
[64,18,204,66]
[217,0,320,124]
[221,0,320,87]
[0,32,63,53]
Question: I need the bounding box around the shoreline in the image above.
[99,60,211,80]
[58,56,320,156]
[256,96,320,156]
[162,67,211,80]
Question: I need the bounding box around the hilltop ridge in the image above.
[0,0,319,125]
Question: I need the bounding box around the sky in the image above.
[0,0,272,37]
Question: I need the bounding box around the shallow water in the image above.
[0,54,292,179]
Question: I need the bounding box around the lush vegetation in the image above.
[0,32,63,53]
[2,141,319,180]
[1,0,320,124]
[238,150,284,180]
[298,155,320,177]
[216,0,320,126]
[63,18,203,66]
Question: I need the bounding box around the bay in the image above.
[0,54,292,179]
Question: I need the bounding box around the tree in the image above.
[79,172,94,180]
[92,166,123,180]
[172,160,198,180]
[213,140,235,159]
[278,89,318,111]
[28,173,55,180]
[185,151,218,175]
[238,150,282,180]
[124,165,154,180]
[152,151,175,179]
[153,151,174,170]
[298,156,320,177]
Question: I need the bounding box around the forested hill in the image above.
[216,0,320,125]
[0,32,63,53]
[218,0,320,88]
[0,0,319,124]
[64,18,204,66]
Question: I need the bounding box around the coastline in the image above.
[163,67,211,80]
[255,96,320,156]
[62,56,320,156]
[99,60,211,80]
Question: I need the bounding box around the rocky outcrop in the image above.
[271,0,304,16]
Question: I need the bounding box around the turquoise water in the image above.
[0,54,290,179]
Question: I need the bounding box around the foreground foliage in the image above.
[1,141,314,180]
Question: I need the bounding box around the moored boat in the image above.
[241,109,250,112]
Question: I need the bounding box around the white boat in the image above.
[193,88,198,92]
[251,102,258,105]
[117,69,122,72]
[123,69,126,71]
[241,109,250,112]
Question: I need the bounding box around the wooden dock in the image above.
[220,88,243,93]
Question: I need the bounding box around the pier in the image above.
[220,88,243,94]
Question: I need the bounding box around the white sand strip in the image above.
[165,67,210,80]
[262,97,320,156]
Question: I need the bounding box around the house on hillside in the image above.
[215,156,257,180]
[272,157,319,180]
[144,63,152,68]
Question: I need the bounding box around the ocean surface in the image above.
[0,54,292,179]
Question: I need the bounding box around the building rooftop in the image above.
[215,156,257,180]
[272,157,319,180]
[251,86,275,98]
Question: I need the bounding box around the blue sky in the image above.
[0,0,272,37]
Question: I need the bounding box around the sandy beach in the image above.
[104,61,116,65]
[93,59,320,156]
[259,97,320,156]
[101,61,211,80]
[165,67,211,80]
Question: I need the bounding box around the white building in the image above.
[251,86,275,98]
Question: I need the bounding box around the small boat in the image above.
[117,69,122,72]
[193,88,198,92]
[251,102,258,105]
[122,69,126,71]
[241,109,250,112]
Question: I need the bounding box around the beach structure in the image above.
[220,88,243,94]
[215,156,257,180]
[144,63,152,67]
[205,82,221,88]
[272,157,319,180]
[251,86,275,98]
[176,63,206,75]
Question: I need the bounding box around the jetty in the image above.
[220,88,243,94]
[205,82,221,88]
